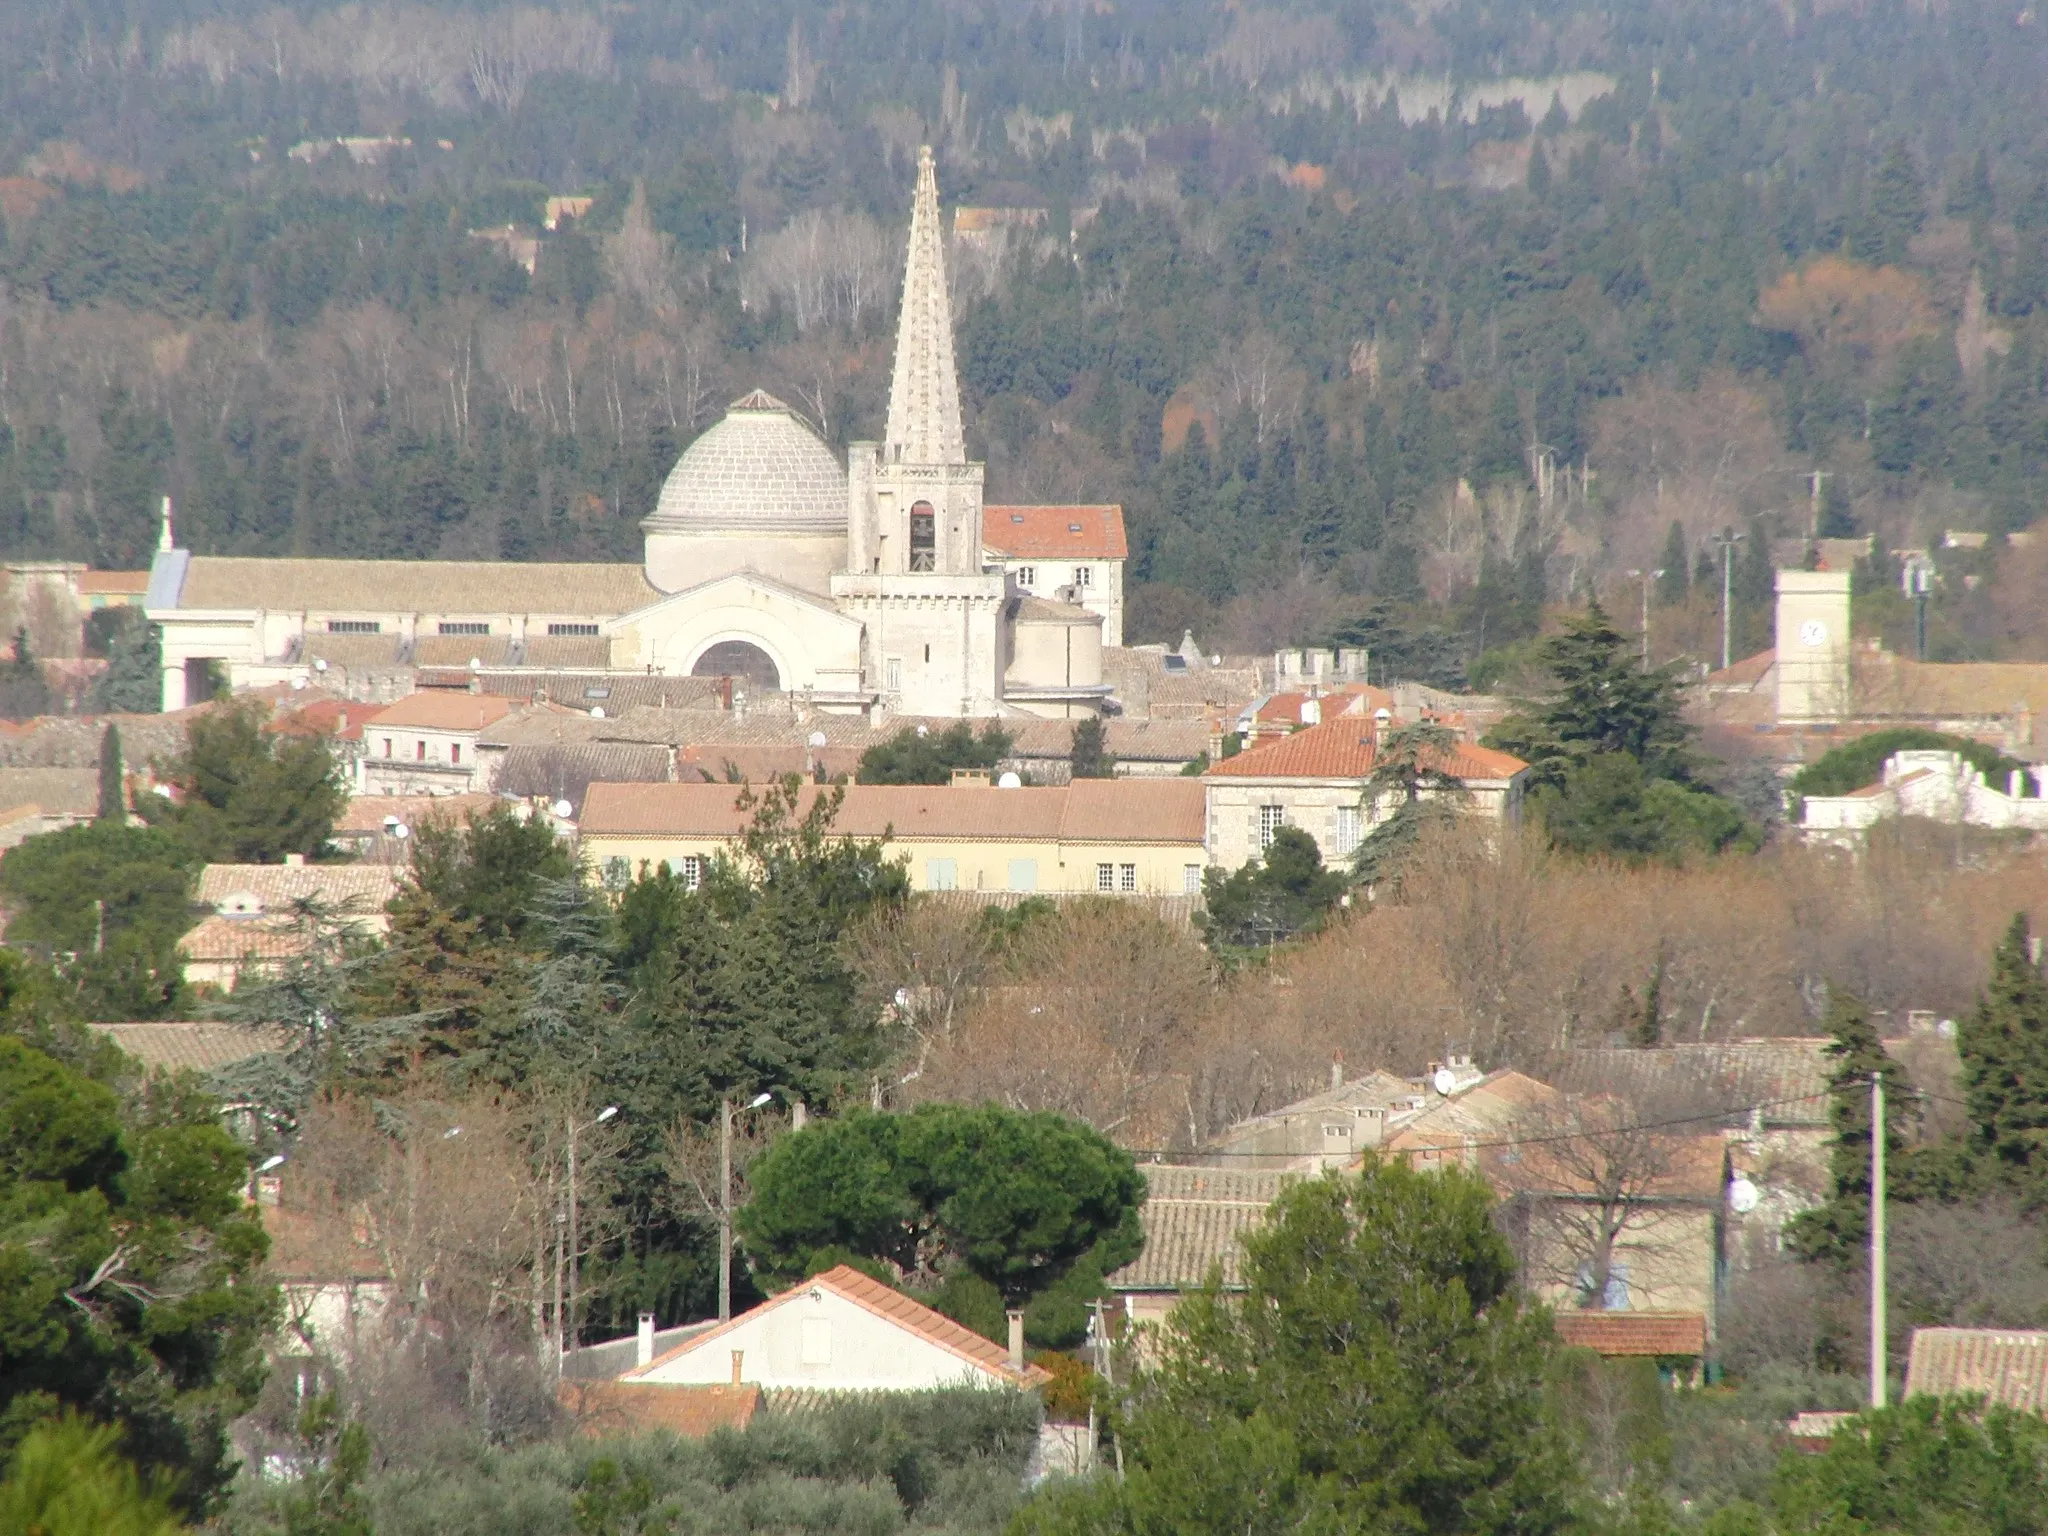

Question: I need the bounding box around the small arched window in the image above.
[909,501,937,571]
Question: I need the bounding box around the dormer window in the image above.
[909,502,936,571]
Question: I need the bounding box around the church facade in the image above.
[146,148,1120,721]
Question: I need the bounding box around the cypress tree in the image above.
[1787,987,1901,1266]
[96,724,124,822]
[1962,913,2048,1202]
[1656,521,1689,605]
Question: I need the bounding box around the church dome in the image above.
[645,391,847,533]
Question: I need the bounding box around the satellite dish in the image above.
[469,656,482,671]
[290,677,306,691]
[808,731,828,748]
[916,724,929,737]
[1432,1068,1457,1096]
[1728,1177,1761,1214]
[552,799,574,818]
[314,658,330,672]
[997,771,1022,789]
[393,823,410,840]
[590,706,605,719]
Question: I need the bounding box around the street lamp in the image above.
[1625,569,1665,671]
[1710,528,1746,672]
[717,1091,781,1323]
[560,1105,620,1363]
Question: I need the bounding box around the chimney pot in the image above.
[1006,1311,1025,1374]
[637,1311,655,1368]
[731,1349,744,1385]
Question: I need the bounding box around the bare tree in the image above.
[849,898,999,1078]
[606,181,677,315]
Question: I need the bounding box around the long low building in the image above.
[580,778,1208,897]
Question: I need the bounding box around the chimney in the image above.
[284,852,305,868]
[1329,1052,1344,1091]
[636,1311,655,1368]
[1006,1311,1025,1375]
[730,1350,744,1385]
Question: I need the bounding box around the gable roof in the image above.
[196,862,402,914]
[366,692,519,731]
[1549,1041,1836,1129]
[624,1265,1047,1388]
[1205,717,1528,783]
[1108,1165,1297,1291]
[90,1020,291,1073]
[178,915,314,964]
[0,766,101,817]
[557,1381,761,1438]
[983,505,1128,560]
[1906,1328,2048,1410]
[1554,1311,1707,1358]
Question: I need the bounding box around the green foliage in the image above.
[1199,826,1347,952]
[1788,728,2026,801]
[0,1038,274,1516]
[136,703,344,863]
[858,723,1015,786]
[1534,753,1759,864]
[406,804,574,947]
[1016,1158,1579,1536]
[1788,989,1906,1265]
[1960,913,2048,1205]
[1068,718,1114,780]
[0,1413,187,1536]
[90,614,163,715]
[0,628,50,721]
[237,1394,372,1536]
[738,1104,1143,1327]
[98,724,127,821]
[1350,720,1469,886]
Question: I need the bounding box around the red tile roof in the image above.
[1206,717,1528,782]
[626,1265,1049,1387]
[269,698,387,741]
[79,570,150,596]
[1906,1328,2048,1410]
[557,1381,762,1438]
[1553,1311,1707,1357]
[982,505,1128,560]
[368,692,518,731]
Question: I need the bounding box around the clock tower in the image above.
[1775,569,1852,724]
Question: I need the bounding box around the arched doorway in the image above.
[691,640,782,692]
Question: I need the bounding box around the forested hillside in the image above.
[3,0,2048,672]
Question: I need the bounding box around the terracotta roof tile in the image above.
[1906,1328,2048,1410]
[1554,1311,1707,1357]
[333,792,501,834]
[1206,717,1528,782]
[90,1020,291,1073]
[0,767,100,816]
[196,862,403,913]
[557,1381,761,1438]
[79,569,150,596]
[982,505,1127,560]
[368,693,518,731]
[178,915,314,963]
[1108,1166,1297,1291]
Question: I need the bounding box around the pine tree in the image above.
[1962,913,2048,1202]
[96,724,124,822]
[1867,139,1928,266]
[1787,987,1900,1265]
[1656,521,1689,606]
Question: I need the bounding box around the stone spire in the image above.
[884,146,966,466]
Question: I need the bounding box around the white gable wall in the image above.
[635,1286,1003,1392]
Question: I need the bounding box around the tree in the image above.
[737,1103,1144,1315]
[0,626,52,720]
[1657,522,1690,606]
[1199,826,1348,952]
[98,724,125,822]
[0,1414,186,1536]
[0,1038,274,1515]
[1069,717,1115,779]
[1351,720,1469,886]
[1960,914,2048,1205]
[137,703,343,863]
[90,614,163,715]
[1015,1158,1580,1536]
[857,722,1014,785]
[1863,140,1928,267]
[403,804,573,948]
[1534,753,1756,864]
[1789,727,2023,801]
[1787,988,1906,1266]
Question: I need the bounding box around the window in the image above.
[1072,565,1093,588]
[680,856,702,892]
[438,621,489,636]
[926,858,958,890]
[1119,863,1137,893]
[909,501,937,571]
[1335,805,1363,855]
[800,1318,833,1366]
[1097,863,1115,892]
[416,740,427,761]
[1008,859,1038,893]
[450,744,461,765]
[924,644,930,664]
[1015,566,1036,589]
[548,622,599,637]
[1258,805,1286,850]
[381,738,392,759]
[885,657,902,691]
[327,620,380,634]
[1184,863,1203,894]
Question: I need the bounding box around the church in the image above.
[145,148,1123,720]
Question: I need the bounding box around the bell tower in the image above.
[838,147,1005,716]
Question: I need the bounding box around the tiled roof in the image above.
[79,569,150,596]
[0,713,196,770]
[267,699,386,740]
[983,505,1128,560]
[1108,1166,1297,1291]
[262,1206,389,1283]
[178,915,313,963]
[1554,1311,1707,1357]
[1205,717,1528,782]
[649,394,847,531]
[1013,595,1101,627]
[301,633,404,668]
[1385,1071,1564,1152]
[1550,1041,1835,1129]
[1213,1070,1422,1146]
[412,635,517,668]
[197,862,403,914]
[1704,649,1776,688]
[674,744,864,783]
[0,766,100,816]
[481,673,728,712]
[626,1265,1047,1388]
[557,1382,761,1438]
[1906,1328,2048,1410]
[494,744,672,812]
[1250,686,1391,728]
[333,792,500,834]
[171,557,657,616]
[475,708,610,748]
[580,779,1206,845]
[90,1020,291,1073]
[367,693,518,731]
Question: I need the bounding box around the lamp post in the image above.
[718,1091,775,1323]
[1710,529,1746,672]
[1625,569,1665,671]
[1871,1069,1887,1409]
[563,1104,618,1359]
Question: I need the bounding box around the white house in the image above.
[980,504,1127,647]
[357,692,519,795]
[1799,748,2048,844]
[622,1265,1048,1393]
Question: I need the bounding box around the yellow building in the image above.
[579,778,1207,897]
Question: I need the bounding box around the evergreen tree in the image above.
[1352,721,1469,886]
[0,625,51,719]
[1961,913,2048,1203]
[1787,987,1902,1265]
[1867,139,1928,266]
[1527,144,1553,200]
[97,722,124,821]
[1817,472,1859,537]
[1069,716,1115,779]
[135,702,343,863]
[90,613,162,714]
[1656,521,1690,606]
[1199,826,1348,953]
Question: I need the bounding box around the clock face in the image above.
[1799,618,1828,649]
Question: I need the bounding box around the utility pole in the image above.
[1712,529,1746,672]
[1626,569,1664,671]
[565,1105,618,1355]
[1871,1069,1887,1410]
[1808,469,1830,539]
[1905,558,1932,663]
[718,1096,733,1323]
